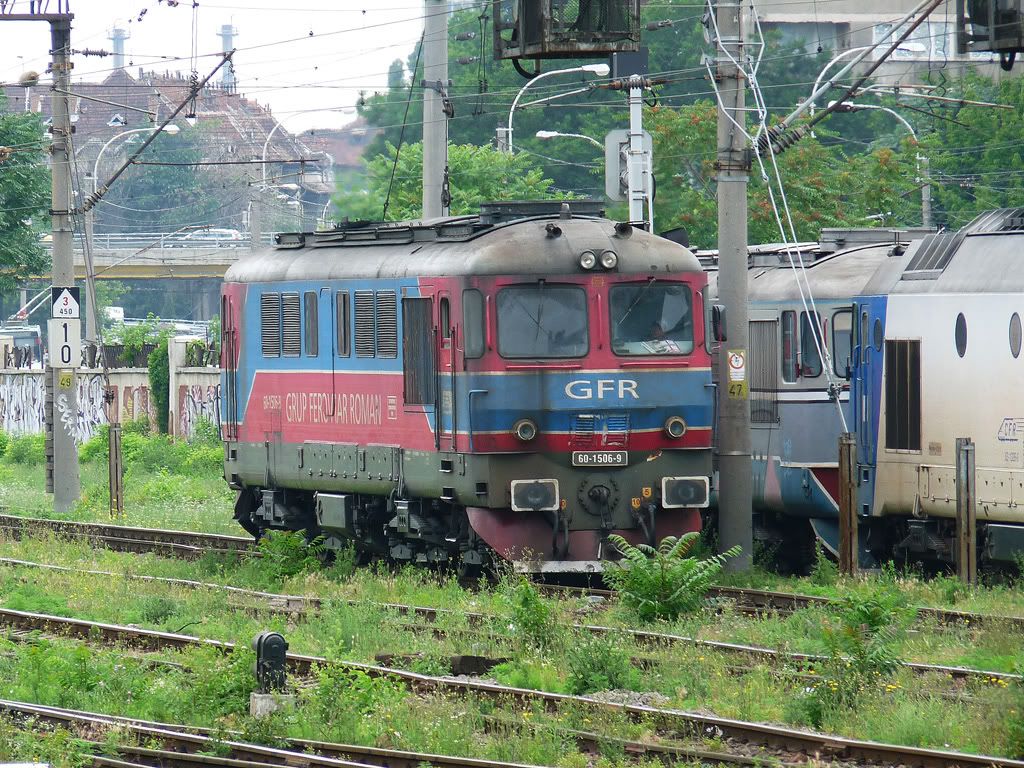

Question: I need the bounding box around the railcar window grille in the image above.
[749,320,779,423]
[463,289,485,359]
[336,291,350,357]
[281,292,301,357]
[260,293,281,357]
[800,311,823,378]
[376,290,399,358]
[354,290,376,357]
[832,309,853,378]
[402,297,435,405]
[885,340,921,451]
[781,311,797,383]
[304,292,318,357]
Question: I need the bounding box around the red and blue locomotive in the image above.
[221,201,713,570]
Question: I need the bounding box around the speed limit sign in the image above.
[48,318,81,369]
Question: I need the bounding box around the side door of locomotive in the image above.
[436,292,458,452]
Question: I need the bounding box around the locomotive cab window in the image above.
[800,311,823,378]
[832,309,853,378]
[304,291,318,357]
[610,281,694,356]
[497,284,588,358]
[463,289,485,359]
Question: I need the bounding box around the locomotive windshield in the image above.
[610,281,694,356]
[497,284,588,358]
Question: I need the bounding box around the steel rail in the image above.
[0,514,253,557]
[2,699,542,768]
[0,558,1017,685]
[1,608,1022,768]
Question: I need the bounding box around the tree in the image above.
[97,123,245,233]
[0,93,50,293]
[332,142,566,221]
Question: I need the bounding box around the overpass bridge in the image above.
[59,233,266,280]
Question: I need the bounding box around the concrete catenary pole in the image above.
[422,0,449,219]
[48,17,81,511]
[625,75,649,230]
[714,0,752,569]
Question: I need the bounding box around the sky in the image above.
[0,0,437,133]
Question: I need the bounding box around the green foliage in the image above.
[490,658,567,693]
[257,529,326,581]
[302,665,405,742]
[603,533,741,622]
[1009,658,1024,758]
[189,417,220,446]
[148,334,170,434]
[0,98,49,293]
[810,539,839,586]
[565,632,639,695]
[3,434,45,465]
[501,579,559,650]
[791,585,914,727]
[185,645,255,718]
[333,142,565,221]
[0,431,9,459]
[0,717,94,768]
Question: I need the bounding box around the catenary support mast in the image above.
[422,0,449,219]
[714,0,753,569]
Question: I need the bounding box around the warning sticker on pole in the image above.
[726,349,748,399]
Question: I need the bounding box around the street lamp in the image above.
[828,100,931,228]
[506,63,609,153]
[535,130,603,149]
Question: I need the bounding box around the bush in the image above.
[0,431,9,458]
[4,434,46,465]
[257,529,325,581]
[502,579,559,651]
[565,632,639,694]
[189,417,220,446]
[603,533,741,622]
[810,539,839,586]
[79,425,109,463]
[148,334,170,434]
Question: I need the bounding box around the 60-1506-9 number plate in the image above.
[572,451,628,467]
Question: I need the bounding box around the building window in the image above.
[304,291,318,357]
[885,340,921,451]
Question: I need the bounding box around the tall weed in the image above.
[603,532,741,621]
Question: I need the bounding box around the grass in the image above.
[0,538,1021,758]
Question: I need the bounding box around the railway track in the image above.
[1,607,1022,768]
[0,513,254,558]
[1,512,1021,632]
[0,557,1019,685]
[1,698,547,768]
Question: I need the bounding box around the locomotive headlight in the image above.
[511,479,560,512]
[662,476,710,508]
[664,416,687,439]
[579,250,597,270]
[513,418,538,442]
[600,249,618,270]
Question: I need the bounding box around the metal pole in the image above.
[921,155,932,229]
[715,0,753,569]
[955,436,977,585]
[47,17,80,512]
[422,0,449,219]
[626,76,646,228]
[838,432,858,576]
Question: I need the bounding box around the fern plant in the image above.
[603,533,741,621]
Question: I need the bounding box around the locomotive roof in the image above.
[863,208,1024,295]
[704,241,897,302]
[224,212,702,283]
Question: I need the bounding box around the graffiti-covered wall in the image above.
[0,366,219,442]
